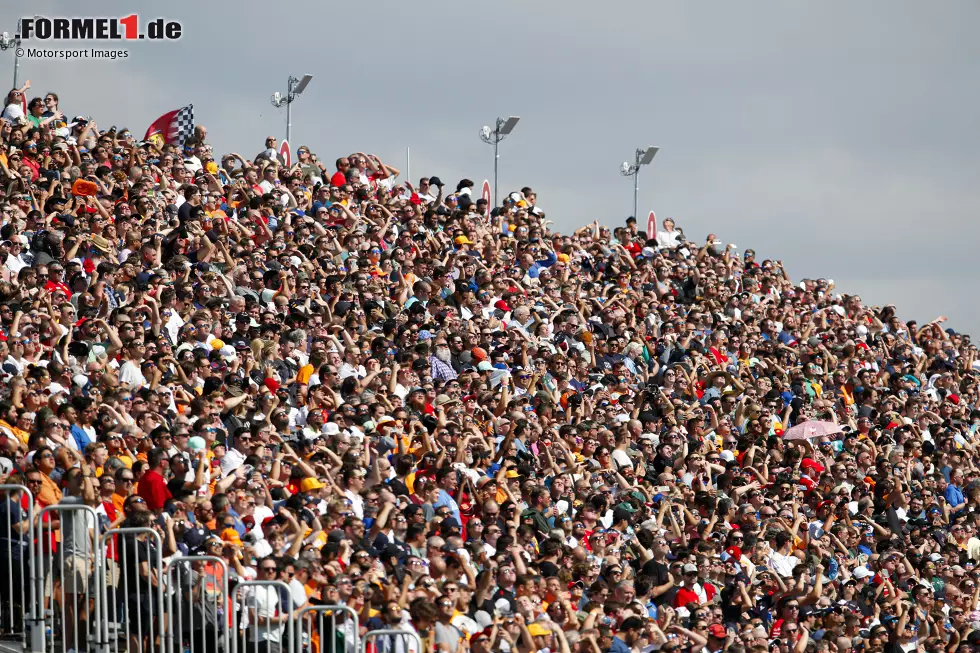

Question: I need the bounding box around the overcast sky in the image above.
[6,1,980,332]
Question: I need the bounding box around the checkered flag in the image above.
[144,104,195,147]
[169,104,194,145]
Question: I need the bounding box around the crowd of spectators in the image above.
[1,78,980,653]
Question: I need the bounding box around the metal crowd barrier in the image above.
[295,605,359,653]
[99,527,166,653]
[231,580,294,653]
[35,503,102,653]
[0,497,364,653]
[0,484,41,652]
[165,555,231,653]
[362,629,422,653]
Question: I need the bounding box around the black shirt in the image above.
[167,477,194,501]
[641,559,671,605]
[386,477,410,497]
[118,532,158,596]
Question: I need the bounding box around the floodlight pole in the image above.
[0,22,22,89]
[479,117,518,207]
[620,147,658,220]
[285,76,297,144]
[493,131,499,208]
[631,149,641,220]
[272,74,312,145]
[620,149,643,221]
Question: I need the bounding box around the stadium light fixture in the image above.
[293,74,313,96]
[620,146,659,221]
[0,18,36,88]
[479,116,520,206]
[270,73,314,144]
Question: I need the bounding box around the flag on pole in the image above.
[144,104,195,148]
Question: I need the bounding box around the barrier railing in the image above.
[295,605,359,653]
[99,527,166,653]
[1,512,364,653]
[362,629,422,653]
[165,555,231,653]
[0,484,41,653]
[231,580,294,653]
[35,503,103,653]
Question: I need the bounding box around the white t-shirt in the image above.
[252,538,273,560]
[288,578,308,610]
[2,102,24,123]
[220,448,246,476]
[339,361,365,380]
[118,359,147,388]
[767,549,800,578]
[345,488,364,519]
[258,179,277,194]
[165,312,185,343]
[252,505,275,539]
[5,253,27,275]
[612,449,633,471]
[656,229,681,249]
[243,585,283,642]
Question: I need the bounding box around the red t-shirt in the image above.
[709,347,729,366]
[22,157,40,182]
[459,490,475,533]
[673,587,701,609]
[21,494,58,553]
[102,500,120,561]
[330,171,347,188]
[137,469,172,511]
[44,279,72,298]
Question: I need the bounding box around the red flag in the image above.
[144,104,194,148]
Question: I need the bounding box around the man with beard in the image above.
[428,338,458,382]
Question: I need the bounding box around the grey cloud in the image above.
[3,0,978,329]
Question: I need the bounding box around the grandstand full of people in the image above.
[0,78,978,653]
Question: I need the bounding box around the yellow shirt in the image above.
[297,364,314,385]
[12,427,30,445]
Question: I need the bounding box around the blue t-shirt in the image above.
[434,489,461,523]
[945,483,965,508]
[70,424,93,451]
